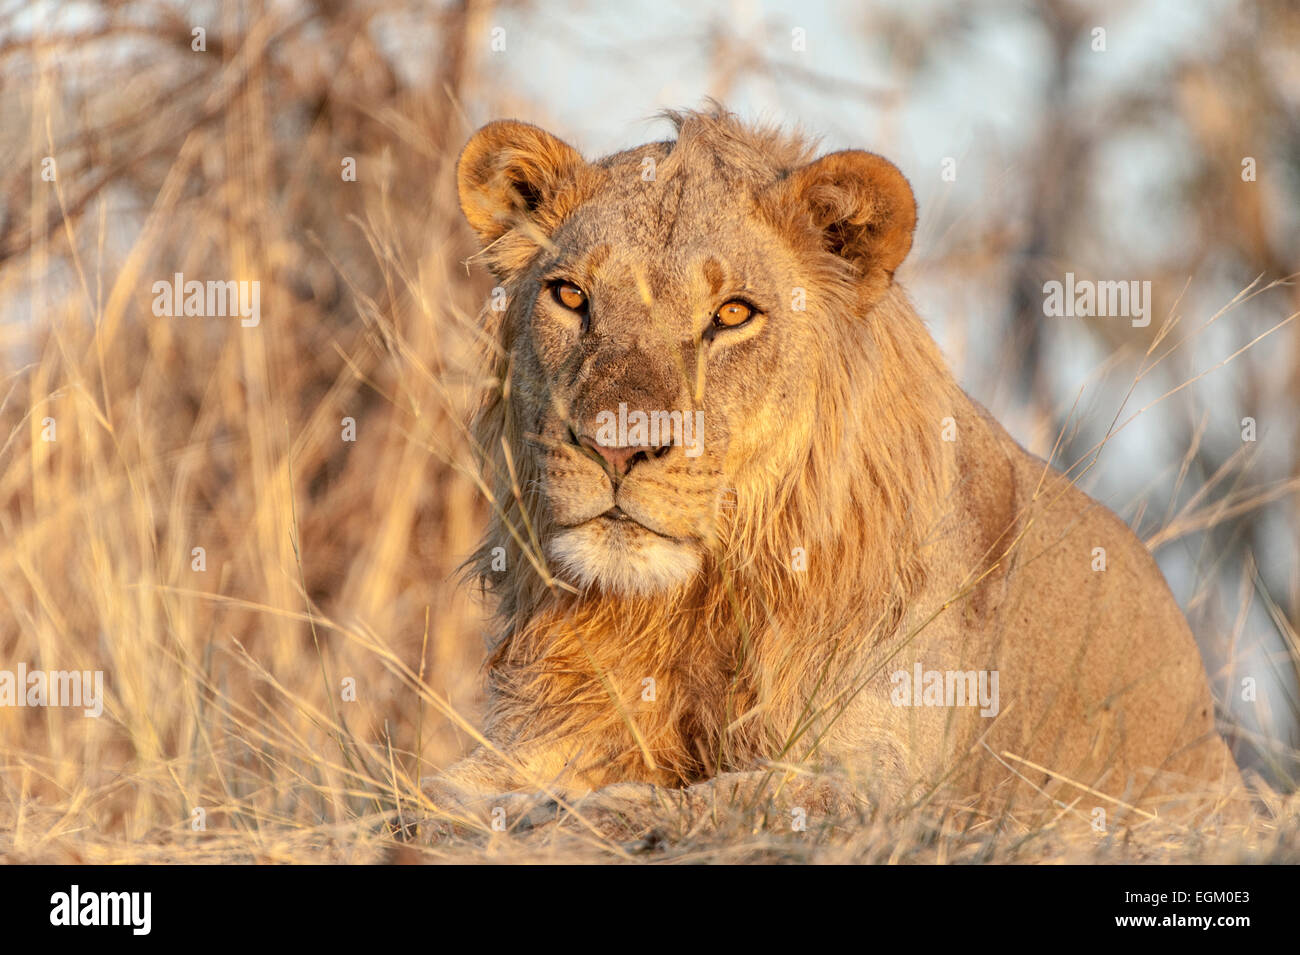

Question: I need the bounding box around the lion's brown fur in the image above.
[445,106,1243,822]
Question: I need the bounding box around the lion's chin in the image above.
[548,520,701,596]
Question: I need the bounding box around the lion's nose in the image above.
[578,434,669,478]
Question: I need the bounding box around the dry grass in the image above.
[1,0,1297,864]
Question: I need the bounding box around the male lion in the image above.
[438,106,1241,829]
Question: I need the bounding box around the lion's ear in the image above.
[775,150,917,282]
[457,120,586,248]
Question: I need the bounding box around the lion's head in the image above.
[458,106,952,621]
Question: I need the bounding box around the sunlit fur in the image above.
[449,105,1242,818]
[461,176,951,778]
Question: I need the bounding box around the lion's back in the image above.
[977,430,1241,812]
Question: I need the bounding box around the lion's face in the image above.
[458,114,916,596]
[519,163,821,594]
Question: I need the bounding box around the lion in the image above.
[437,105,1243,831]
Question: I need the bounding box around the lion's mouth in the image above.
[586,506,682,542]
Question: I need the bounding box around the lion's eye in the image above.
[551,282,587,312]
[713,300,754,328]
